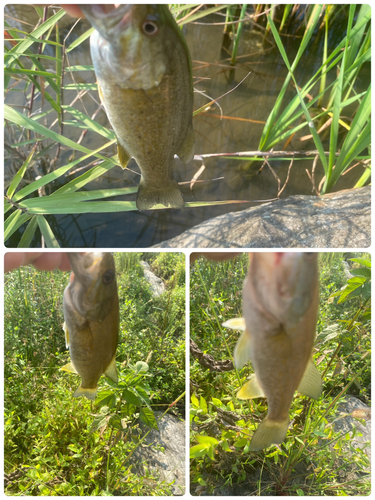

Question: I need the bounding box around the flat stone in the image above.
[129,412,185,495]
[155,186,370,248]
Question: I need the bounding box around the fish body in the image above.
[81,4,195,210]
[63,252,119,400]
[224,252,322,450]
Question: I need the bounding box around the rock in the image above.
[128,412,185,495]
[155,186,370,248]
[141,262,165,297]
[334,395,371,465]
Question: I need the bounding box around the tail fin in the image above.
[250,417,289,451]
[73,385,97,401]
[136,177,184,210]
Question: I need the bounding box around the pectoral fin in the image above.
[117,142,131,169]
[104,355,118,384]
[237,374,265,400]
[73,386,97,401]
[63,322,69,348]
[250,417,289,451]
[297,360,322,399]
[222,317,246,331]
[61,361,78,374]
[233,328,252,369]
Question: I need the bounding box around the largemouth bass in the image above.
[62,252,119,400]
[224,252,322,451]
[80,4,195,210]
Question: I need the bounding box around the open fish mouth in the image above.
[80,5,133,38]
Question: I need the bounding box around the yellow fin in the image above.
[136,178,184,210]
[63,322,69,348]
[250,416,289,451]
[117,142,131,169]
[222,317,246,331]
[61,362,77,374]
[297,360,322,399]
[176,124,194,165]
[73,386,97,401]
[104,355,118,384]
[237,374,265,400]
[233,329,252,369]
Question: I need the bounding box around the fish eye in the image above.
[142,21,158,35]
[102,269,114,285]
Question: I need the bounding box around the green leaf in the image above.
[211,397,223,407]
[191,394,199,408]
[221,438,234,452]
[36,215,60,247]
[350,258,371,268]
[4,210,32,242]
[95,391,116,408]
[17,216,38,248]
[196,435,219,445]
[108,415,122,430]
[135,361,149,374]
[190,443,210,459]
[4,105,109,160]
[5,9,66,67]
[66,27,95,53]
[200,396,208,414]
[7,145,37,199]
[233,437,248,448]
[139,407,158,430]
[122,389,140,406]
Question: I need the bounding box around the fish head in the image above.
[67,252,117,322]
[244,252,319,328]
[80,4,178,89]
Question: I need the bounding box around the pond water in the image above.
[5,5,370,247]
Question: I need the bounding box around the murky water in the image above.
[5,5,370,247]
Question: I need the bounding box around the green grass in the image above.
[190,253,370,495]
[4,252,185,495]
[4,5,371,247]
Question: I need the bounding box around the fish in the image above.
[62,252,119,400]
[80,4,195,210]
[223,252,322,451]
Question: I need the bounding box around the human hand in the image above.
[5,253,72,273]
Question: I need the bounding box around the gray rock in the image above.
[334,395,371,465]
[141,262,165,297]
[155,186,370,248]
[129,412,185,495]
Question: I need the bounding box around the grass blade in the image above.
[36,215,60,247]
[7,145,37,199]
[17,216,38,248]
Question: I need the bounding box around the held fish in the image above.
[223,252,322,451]
[62,252,119,400]
[80,4,195,210]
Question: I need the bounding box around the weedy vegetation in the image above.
[190,253,370,495]
[4,252,185,495]
[4,4,370,246]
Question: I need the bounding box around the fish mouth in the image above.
[80,4,133,39]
